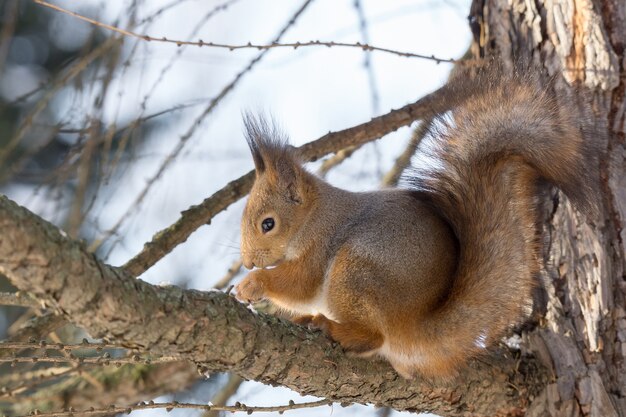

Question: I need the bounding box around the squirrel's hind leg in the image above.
[311,314,384,355]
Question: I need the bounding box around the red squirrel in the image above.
[235,66,600,379]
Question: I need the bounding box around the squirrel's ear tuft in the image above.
[242,112,292,174]
[242,112,307,203]
[243,112,268,173]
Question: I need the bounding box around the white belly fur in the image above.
[271,281,336,321]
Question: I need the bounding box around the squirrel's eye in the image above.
[261,218,275,233]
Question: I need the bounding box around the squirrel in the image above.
[234,65,601,379]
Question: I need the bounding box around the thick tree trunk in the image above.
[472,0,625,415]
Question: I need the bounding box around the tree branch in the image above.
[14,398,332,417]
[0,195,547,416]
[94,0,314,254]
[380,117,433,187]
[31,0,457,63]
[205,374,244,417]
[123,85,456,276]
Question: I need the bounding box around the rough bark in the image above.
[0,195,546,416]
[471,0,625,416]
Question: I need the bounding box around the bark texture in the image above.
[471,0,625,415]
[0,195,546,416]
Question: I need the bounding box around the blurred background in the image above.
[0,0,471,415]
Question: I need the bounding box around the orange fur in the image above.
[311,314,384,354]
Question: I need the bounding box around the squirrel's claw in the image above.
[235,272,265,303]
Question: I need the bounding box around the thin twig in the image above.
[380,117,434,187]
[32,0,456,63]
[0,355,179,365]
[122,82,456,276]
[214,259,244,290]
[0,341,122,351]
[70,28,126,234]
[55,101,204,135]
[95,0,242,201]
[98,0,315,258]
[354,0,380,114]
[204,374,244,417]
[66,123,99,238]
[100,0,241,178]
[15,398,332,417]
[353,0,383,176]
[317,145,362,177]
[98,10,151,180]
[0,37,121,179]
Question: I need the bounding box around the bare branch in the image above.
[93,0,242,187]
[204,374,244,417]
[214,260,244,290]
[380,117,433,187]
[0,37,122,178]
[13,398,332,417]
[0,355,178,365]
[0,341,120,350]
[32,0,457,63]
[96,0,314,254]
[0,194,547,416]
[353,0,380,114]
[122,84,457,276]
[317,145,361,177]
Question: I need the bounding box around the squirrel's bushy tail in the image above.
[403,65,601,374]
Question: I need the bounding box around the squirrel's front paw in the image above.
[235,272,265,303]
